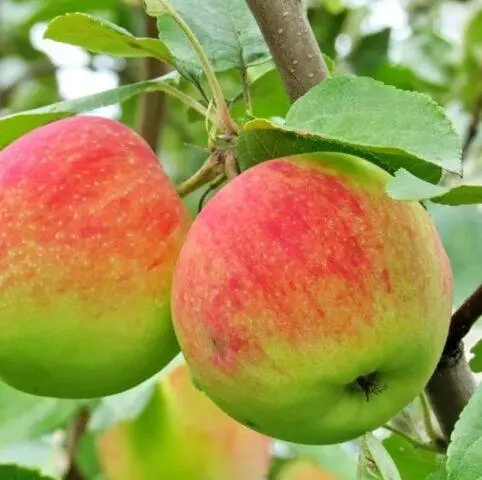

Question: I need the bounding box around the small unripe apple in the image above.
[172,152,452,445]
[0,116,190,398]
[97,362,271,479]
[277,459,339,480]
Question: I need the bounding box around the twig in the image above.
[63,408,90,480]
[461,93,482,161]
[137,14,169,151]
[443,283,482,357]
[176,150,225,197]
[383,424,445,454]
[245,0,330,101]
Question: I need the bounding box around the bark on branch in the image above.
[246,0,330,101]
[137,15,169,151]
[426,283,482,439]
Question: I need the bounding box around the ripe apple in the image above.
[97,362,271,479]
[172,152,452,445]
[0,116,190,398]
[277,459,339,480]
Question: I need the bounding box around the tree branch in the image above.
[444,283,482,357]
[425,283,482,439]
[426,349,476,440]
[137,15,169,151]
[461,93,482,161]
[246,0,330,101]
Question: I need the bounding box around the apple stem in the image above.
[176,150,226,198]
[154,0,239,135]
[382,424,446,454]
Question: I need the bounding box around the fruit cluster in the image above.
[0,116,452,446]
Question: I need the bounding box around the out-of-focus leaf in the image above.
[427,203,482,308]
[0,381,84,445]
[348,28,390,76]
[0,465,54,480]
[44,13,172,62]
[469,340,482,373]
[460,9,482,109]
[308,4,347,58]
[0,439,63,479]
[0,72,180,149]
[89,378,157,433]
[290,443,357,479]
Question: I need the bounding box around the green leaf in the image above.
[349,28,391,76]
[357,433,402,479]
[446,383,482,480]
[89,378,157,433]
[285,76,461,177]
[0,381,84,445]
[290,444,357,479]
[469,340,482,373]
[0,73,179,150]
[461,9,482,109]
[0,465,54,480]
[427,463,448,480]
[383,435,441,480]
[238,118,441,184]
[230,69,290,121]
[427,204,482,308]
[386,169,482,205]
[44,13,172,62]
[147,0,271,74]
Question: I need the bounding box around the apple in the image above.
[97,362,271,479]
[277,459,339,480]
[0,116,190,398]
[172,152,452,445]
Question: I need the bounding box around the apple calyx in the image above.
[350,372,386,401]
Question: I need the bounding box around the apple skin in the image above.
[277,459,339,480]
[97,362,271,480]
[0,116,190,398]
[172,152,453,445]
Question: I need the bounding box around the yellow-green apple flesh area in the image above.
[97,362,271,480]
[0,116,190,398]
[172,152,452,445]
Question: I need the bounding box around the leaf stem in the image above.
[155,0,238,134]
[419,392,442,444]
[382,424,445,454]
[147,76,218,125]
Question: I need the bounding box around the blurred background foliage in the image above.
[0,0,481,479]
